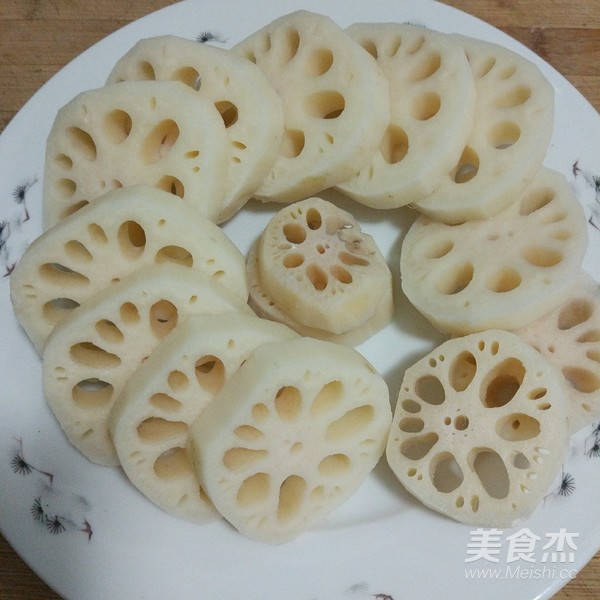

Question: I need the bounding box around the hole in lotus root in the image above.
[558,300,593,330]
[155,246,193,267]
[119,301,140,324]
[149,300,178,338]
[401,399,422,413]
[521,246,562,267]
[486,268,522,293]
[43,298,80,325]
[173,66,200,88]
[424,239,453,260]
[494,85,531,108]
[278,475,306,522]
[156,175,185,198]
[104,110,133,144]
[305,91,345,119]
[283,253,304,268]
[326,405,374,442]
[72,378,114,408]
[57,178,76,199]
[275,386,302,422]
[449,352,477,392]
[400,432,439,460]
[95,319,124,344]
[360,39,378,59]
[416,376,445,405]
[66,127,97,160]
[283,222,307,244]
[319,454,350,477]
[451,146,479,184]
[496,413,541,441]
[338,252,369,267]
[331,265,352,284]
[70,342,121,368]
[223,447,268,471]
[481,358,525,408]
[39,263,89,287]
[305,48,333,75]
[237,472,270,507]
[411,92,441,121]
[431,452,464,493]
[519,187,555,216]
[195,355,225,395]
[137,417,188,443]
[406,35,425,54]
[64,240,92,263]
[435,262,474,295]
[87,223,108,244]
[489,121,521,150]
[281,128,305,158]
[306,207,322,230]
[154,447,192,479]
[306,263,328,290]
[512,452,531,470]
[578,329,600,343]
[409,52,441,82]
[168,369,189,392]
[470,448,510,499]
[150,392,183,412]
[118,221,146,258]
[142,120,180,163]
[214,100,238,128]
[234,425,264,443]
[311,380,343,416]
[399,418,424,433]
[380,125,409,164]
[280,28,301,64]
[562,367,600,393]
[252,403,270,423]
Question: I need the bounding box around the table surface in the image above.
[1,1,599,598]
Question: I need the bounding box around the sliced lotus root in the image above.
[335,23,476,209]
[386,329,570,527]
[401,168,588,335]
[107,35,284,223]
[11,185,248,353]
[514,270,600,433]
[254,197,393,337]
[188,336,391,543]
[108,313,297,523]
[232,10,390,203]
[42,264,253,466]
[42,80,229,228]
[246,242,393,346]
[411,34,555,224]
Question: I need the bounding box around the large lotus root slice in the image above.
[412,34,555,224]
[11,185,248,353]
[108,313,297,523]
[43,264,253,466]
[253,197,393,337]
[386,329,570,527]
[401,168,588,335]
[336,23,476,209]
[107,36,284,223]
[514,270,600,433]
[233,10,390,203]
[189,337,391,543]
[43,80,229,228]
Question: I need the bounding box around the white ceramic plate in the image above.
[1,1,600,598]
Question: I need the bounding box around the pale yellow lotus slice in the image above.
[107,36,284,222]
[43,80,229,228]
[336,23,476,208]
[401,168,588,335]
[42,264,253,466]
[386,329,570,527]
[233,10,390,203]
[11,185,247,353]
[189,336,391,543]
[412,34,555,224]
[108,313,297,523]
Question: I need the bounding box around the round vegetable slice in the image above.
[255,197,393,336]
[386,329,570,527]
[412,34,555,223]
[42,264,253,466]
[10,184,248,353]
[108,313,297,523]
[336,23,476,208]
[42,80,229,228]
[189,336,391,543]
[400,168,588,335]
[514,270,600,433]
[233,10,390,203]
[107,35,284,223]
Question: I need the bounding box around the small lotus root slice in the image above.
[10,185,248,353]
[189,336,391,543]
[514,270,600,433]
[232,10,390,203]
[42,264,253,466]
[412,34,554,224]
[386,329,570,527]
[108,313,297,523]
[43,80,229,228]
[255,197,393,336]
[336,23,476,208]
[246,242,394,346]
[401,168,588,335]
[107,36,284,223]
